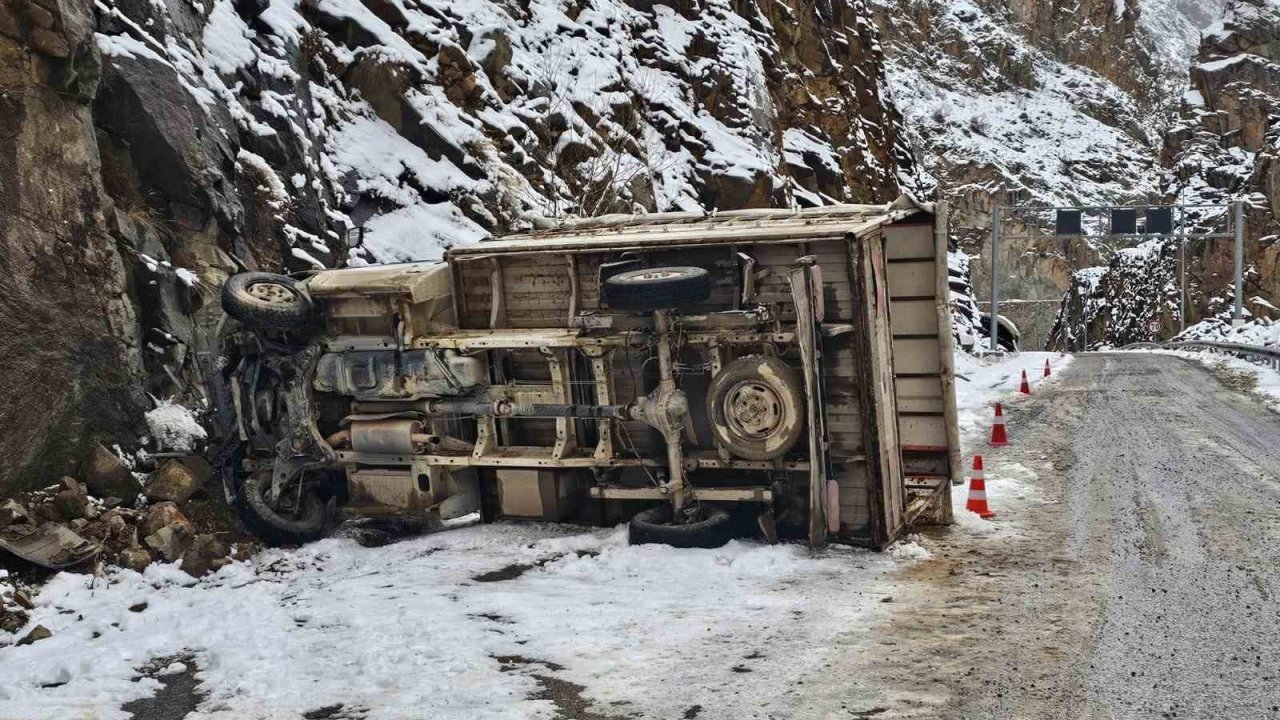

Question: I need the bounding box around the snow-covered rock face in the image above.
[871,0,1226,349]
[93,0,911,266]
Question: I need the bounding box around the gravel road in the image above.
[810,352,1280,719]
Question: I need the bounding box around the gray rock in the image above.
[144,461,201,504]
[144,524,193,563]
[84,444,141,505]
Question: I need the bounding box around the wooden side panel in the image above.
[883,220,957,486]
[889,298,939,336]
[886,261,934,297]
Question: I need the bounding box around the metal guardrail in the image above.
[1127,340,1280,369]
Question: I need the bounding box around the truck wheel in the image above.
[628,505,731,548]
[602,266,711,311]
[221,272,313,331]
[237,473,325,545]
[708,356,805,461]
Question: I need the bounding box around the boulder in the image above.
[179,534,230,577]
[117,547,153,573]
[52,476,88,520]
[138,502,192,539]
[84,444,141,504]
[144,461,201,504]
[144,524,193,562]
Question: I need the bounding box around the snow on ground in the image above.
[953,351,1073,442]
[0,522,918,720]
[950,351,1075,535]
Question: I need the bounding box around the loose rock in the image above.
[0,608,29,633]
[117,547,153,573]
[139,502,192,539]
[51,477,88,520]
[145,524,193,562]
[17,625,51,645]
[179,534,231,577]
[84,443,141,504]
[144,460,203,504]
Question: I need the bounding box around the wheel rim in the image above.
[246,281,297,304]
[628,269,684,281]
[724,380,786,441]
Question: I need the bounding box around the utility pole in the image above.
[1233,199,1245,326]
[989,206,1001,353]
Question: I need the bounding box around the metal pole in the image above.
[1179,237,1186,333]
[989,206,1001,352]
[1234,199,1245,325]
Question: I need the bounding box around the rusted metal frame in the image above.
[591,486,773,502]
[789,258,828,547]
[652,310,689,509]
[412,328,796,351]
[583,347,615,461]
[544,348,576,461]
[334,449,660,468]
[333,449,810,472]
[932,204,959,521]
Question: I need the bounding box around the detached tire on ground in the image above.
[707,355,805,461]
[628,505,731,549]
[602,266,711,311]
[221,272,313,331]
[237,474,325,546]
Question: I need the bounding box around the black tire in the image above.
[221,272,313,331]
[707,355,805,461]
[628,504,731,549]
[237,473,325,546]
[602,266,711,311]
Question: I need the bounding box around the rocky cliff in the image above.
[871,0,1227,349]
[1050,0,1280,348]
[0,0,913,494]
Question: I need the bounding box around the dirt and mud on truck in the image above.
[208,197,960,549]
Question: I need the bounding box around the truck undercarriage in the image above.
[212,201,958,549]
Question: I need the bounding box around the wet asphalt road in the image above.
[823,352,1280,719]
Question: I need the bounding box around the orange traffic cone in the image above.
[1043,359,1052,378]
[989,403,1009,446]
[966,456,995,519]
[1019,369,1032,395]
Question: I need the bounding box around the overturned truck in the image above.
[212,198,960,549]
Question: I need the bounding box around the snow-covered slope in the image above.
[870,0,1226,350]
[93,0,910,267]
